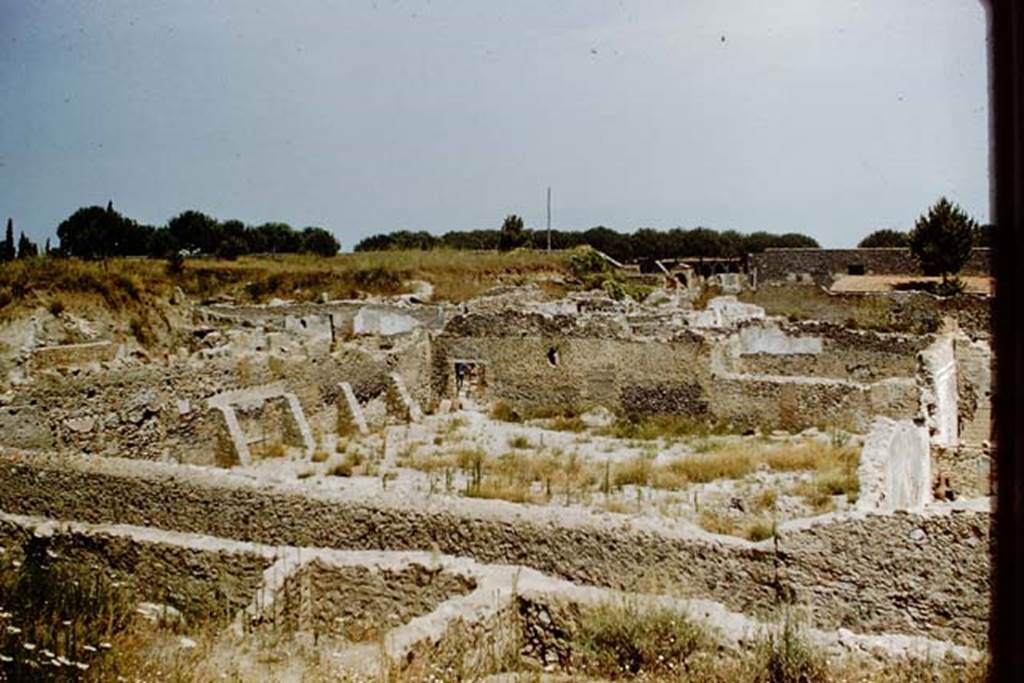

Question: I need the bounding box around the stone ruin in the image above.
[0,285,993,676]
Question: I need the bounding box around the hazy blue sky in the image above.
[0,0,989,249]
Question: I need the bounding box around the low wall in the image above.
[0,516,271,621]
[0,453,990,646]
[751,248,991,287]
[708,375,920,432]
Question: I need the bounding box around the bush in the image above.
[490,401,522,423]
[574,600,708,677]
[753,618,828,683]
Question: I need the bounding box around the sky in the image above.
[0,0,990,250]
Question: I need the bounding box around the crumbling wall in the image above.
[777,508,990,646]
[955,334,992,449]
[0,453,990,646]
[708,375,920,432]
[727,321,930,382]
[433,311,713,415]
[0,340,427,462]
[273,561,476,639]
[919,333,959,450]
[857,418,932,511]
[750,248,990,287]
[0,515,270,621]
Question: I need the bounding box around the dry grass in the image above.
[599,414,734,442]
[573,600,709,678]
[0,250,569,320]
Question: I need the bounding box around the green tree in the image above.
[301,227,340,256]
[498,214,526,251]
[908,197,977,283]
[2,218,14,262]
[56,206,117,258]
[858,229,908,248]
[17,232,38,258]
[167,210,220,254]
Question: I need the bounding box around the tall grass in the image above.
[0,535,137,679]
[0,250,570,317]
[573,600,708,678]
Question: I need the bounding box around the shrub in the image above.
[508,435,531,449]
[490,401,522,423]
[745,520,775,542]
[574,600,708,677]
[753,617,828,683]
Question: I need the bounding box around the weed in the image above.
[745,520,775,542]
[262,441,286,459]
[490,401,522,423]
[613,456,653,488]
[698,510,739,536]
[548,415,586,432]
[0,535,137,679]
[753,616,828,683]
[329,461,353,477]
[573,600,708,677]
[753,489,779,513]
[508,435,532,449]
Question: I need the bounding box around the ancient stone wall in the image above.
[0,339,429,462]
[0,515,270,621]
[726,321,931,382]
[433,312,713,415]
[274,561,476,638]
[750,248,991,287]
[708,375,920,432]
[0,453,989,646]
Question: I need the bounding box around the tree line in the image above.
[858,220,992,249]
[5,202,341,261]
[354,220,820,262]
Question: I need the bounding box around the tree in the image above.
[858,229,909,248]
[167,210,220,254]
[252,222,302,254]
[498,215,526,251]
[301,227,340,256]
[17,233,38,258]
[56,206,117,258]
[908,197,977,283]
[2,218,14,262]
[55,204,147,258]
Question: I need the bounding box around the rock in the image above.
[137,602,184,626]
[580,406,615,428]
[65,416,96,433]
[178,636,197,649]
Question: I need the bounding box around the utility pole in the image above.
[546,186,552,252]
